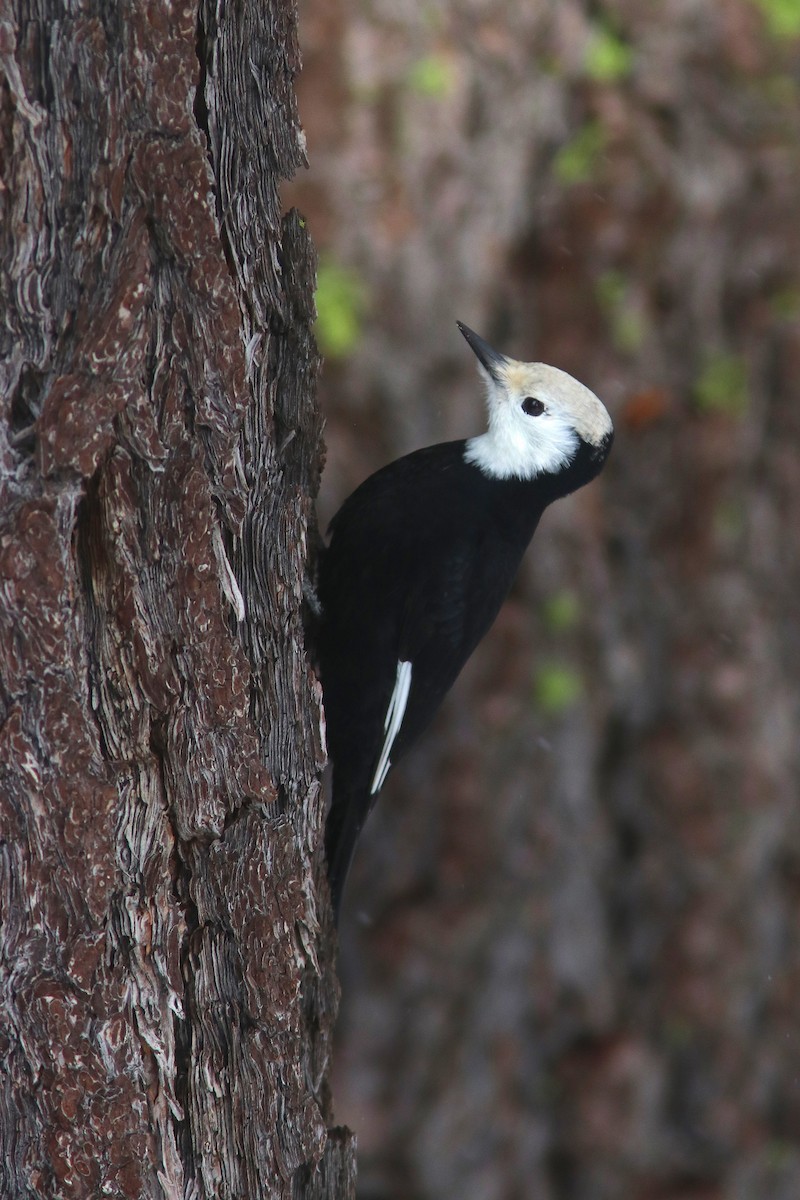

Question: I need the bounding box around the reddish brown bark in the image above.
[1,3,352,1197]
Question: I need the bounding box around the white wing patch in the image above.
[370,659,412,795]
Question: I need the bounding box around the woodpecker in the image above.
[317,323,613,919]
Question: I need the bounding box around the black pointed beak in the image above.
[457,321,508,381]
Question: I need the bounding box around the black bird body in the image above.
[318,325,613,917]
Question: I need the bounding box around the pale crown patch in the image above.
[464,359,612,481]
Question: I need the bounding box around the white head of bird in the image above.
[458,322,612,482]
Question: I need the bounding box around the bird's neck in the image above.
[468,432,612,504]
[534,433,612,503]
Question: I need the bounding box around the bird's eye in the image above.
[522,396,545,417]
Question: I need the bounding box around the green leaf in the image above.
[584,25,634,82]
[750,0,800,39]
[534,664,583,715]
[693,354,749,417]
[662,1018,695,1050]
[713,498,746,548]
[407,54,455,98]
[770,283,800,319]
[553,121,606,185]
[314,261,366,359]
[766,1139,795,1170]
[595,271,647,354]
[542,591,581,634]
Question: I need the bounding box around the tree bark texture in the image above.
[0,3,353,1198]
[290,3,800,1198]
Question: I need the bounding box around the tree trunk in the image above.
[0,3,353,1197]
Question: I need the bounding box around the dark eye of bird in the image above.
[522,396,545,416]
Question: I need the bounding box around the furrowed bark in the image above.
[0,3,353,1197]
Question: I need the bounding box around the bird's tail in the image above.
[324,782,370,924]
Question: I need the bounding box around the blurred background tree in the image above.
[287,1,800,1197]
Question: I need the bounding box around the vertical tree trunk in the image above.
[0,3,353,1197]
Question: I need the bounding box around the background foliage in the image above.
[289,2,800,1196]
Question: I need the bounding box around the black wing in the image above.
[318,443,536,916]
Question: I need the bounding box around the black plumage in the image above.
[316,325,613,919]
